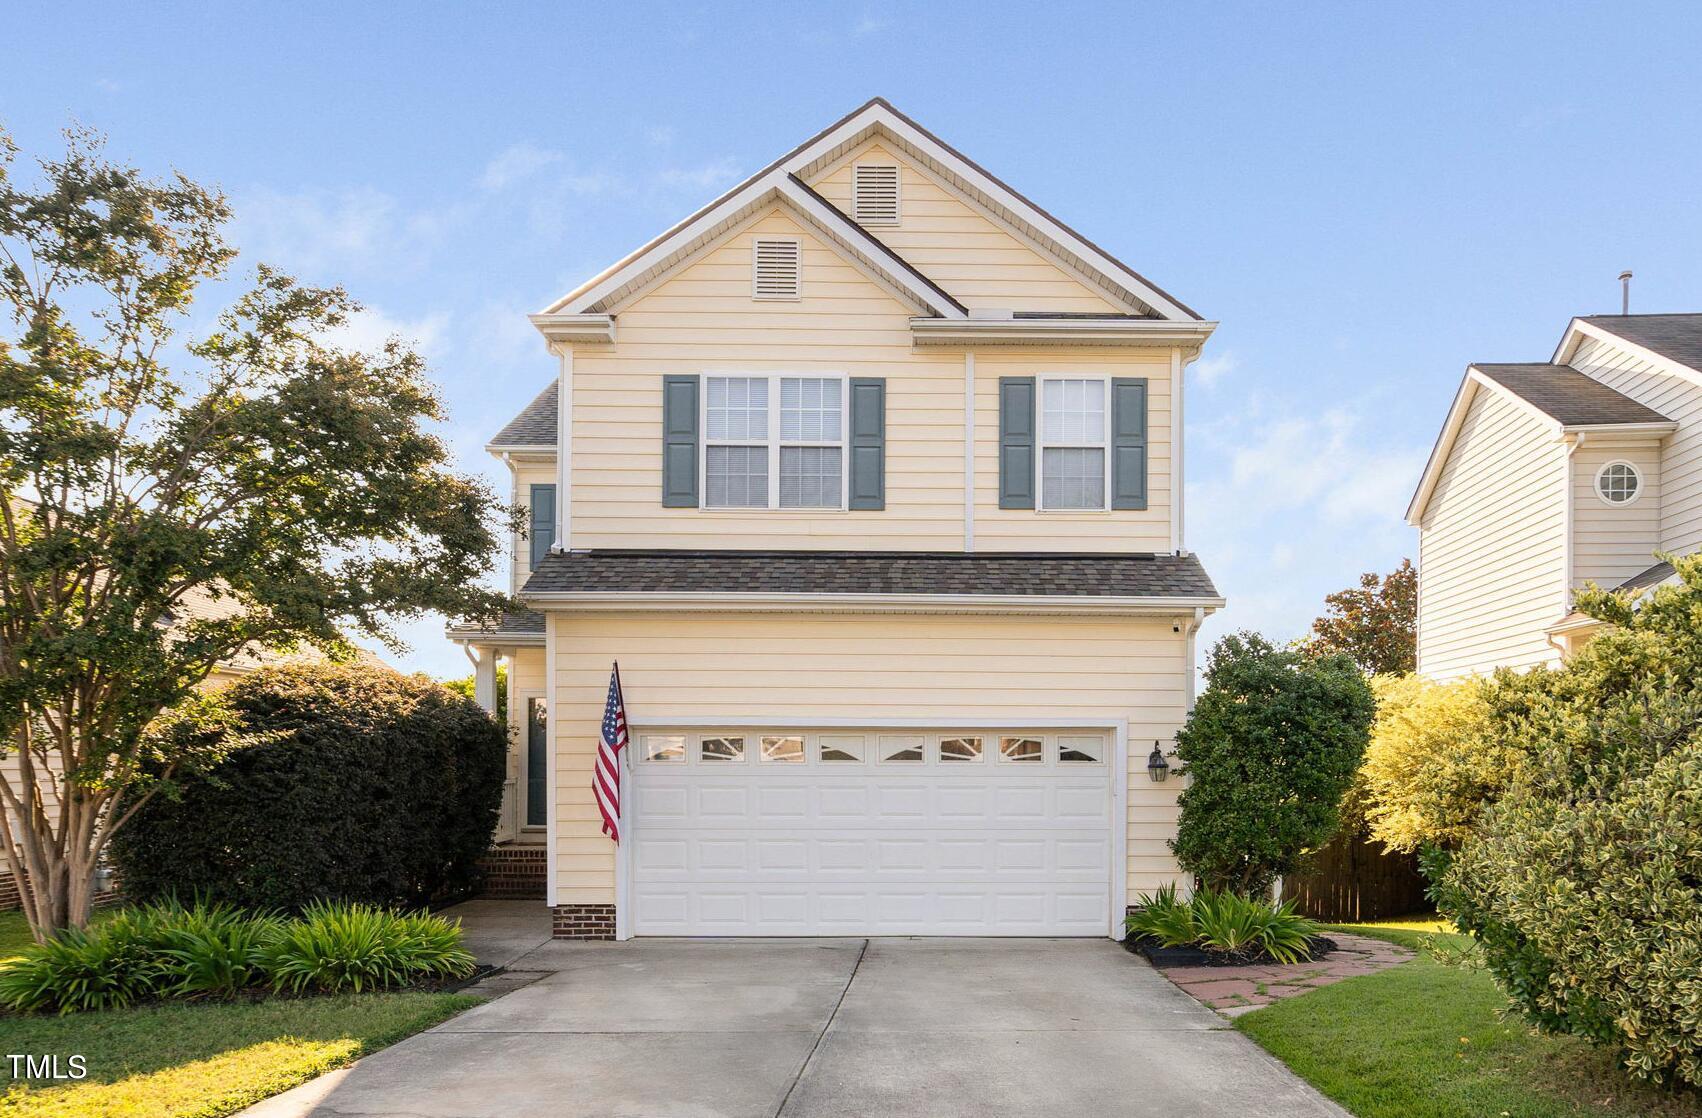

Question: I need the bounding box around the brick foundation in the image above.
[552,904,616,940]
[475,844,547,899]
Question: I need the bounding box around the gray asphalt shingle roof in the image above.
[522,550,1220,599]
[1473,364,1672,427]
[445,610,547,640]
[1615,561,1677,593]
[489,381,558,448]
[1581,314,1702,373]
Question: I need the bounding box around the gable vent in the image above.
[853,164,900,225]
[752,238,801,300]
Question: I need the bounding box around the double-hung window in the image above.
[1040,377,1108,510]
[703,375,845,509]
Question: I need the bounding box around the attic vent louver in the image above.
[752,238,801,300]
[853,164,900,225]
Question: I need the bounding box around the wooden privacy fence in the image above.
[1281,830,1431,922]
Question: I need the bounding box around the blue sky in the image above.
[7,2,1700,678]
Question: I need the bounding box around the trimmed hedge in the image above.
[113,663,505,912]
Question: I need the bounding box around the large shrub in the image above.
[1358,673,1521,852]
[1435,555,1702,1088]
[113,663,505,911]
[1171,632,1375,896]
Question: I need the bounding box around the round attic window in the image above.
[1595,461,1642,505]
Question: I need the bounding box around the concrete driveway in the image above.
[247,929,1346,1118]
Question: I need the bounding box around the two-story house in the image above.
[1408,313,1702,682]
[449,99,1222,941]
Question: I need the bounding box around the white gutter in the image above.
[520,590,1225,616]
[911,317,1217,348]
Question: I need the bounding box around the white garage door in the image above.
[628,729,1114,936]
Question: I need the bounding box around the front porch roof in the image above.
[445,609,546,646]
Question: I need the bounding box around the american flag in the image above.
[594,663,629,842]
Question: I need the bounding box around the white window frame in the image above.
[751,236,801,301]
[700,373,850,510]
[518,689,548,831]
[1594,459,1644,507]
[1036,374,1111,512]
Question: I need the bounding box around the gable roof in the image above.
[1571,314,1702,374]
[1406,362,1677,525]
[1472,364,1672,426]
[540,98,1200,323]
[487,380,558,451]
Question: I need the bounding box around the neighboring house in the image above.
[1408,313,1702,682]
[449,98,1222,941]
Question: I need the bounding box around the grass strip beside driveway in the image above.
[1236,921,1701,1118]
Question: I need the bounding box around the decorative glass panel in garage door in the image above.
[629,729,1112,936]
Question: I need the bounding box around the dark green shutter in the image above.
[847,378,886,510]
[662,374,699,507]
[1111,377,1148,510]
[998,376,1036,509]
[528,484,555,568]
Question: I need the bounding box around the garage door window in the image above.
[940,736,984,762]
[642,735,685,762]
[761,735,805,763]
[999,736,1043,763]
[700,736,746,762]
[1058,735,1105,763]
[879,735,925,762]
[818,735,865,762]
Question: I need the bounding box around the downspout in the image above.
[1562,431,1585,624]
[964,351,976,552]
[553,343,573,552]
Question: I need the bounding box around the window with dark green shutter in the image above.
[528,484,555,568]
[662,375,700,507]
[998,377,1036,509]
[1110,377,1148,510]
[847,378,885,510]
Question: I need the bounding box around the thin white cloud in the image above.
[321,305,451,360]
[234,186,464,277]
[654,157,741,192]
[1192,351,1236,389]
[479,143,564,191]
[853,14,889,36]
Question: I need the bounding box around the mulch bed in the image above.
[1123,933,1338,968]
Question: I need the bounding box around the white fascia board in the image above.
[911,317,1216,348]
[484,443,557,456]
[1407,371,1481,525]
[1558,420,1678,437]
[543,174,962,321]
[1556,318,1702,386]
[784,104,1198,322]
[528,313,615,345]
[544,172,789,314]
[521,590,1225,615]
[443,629,547,647]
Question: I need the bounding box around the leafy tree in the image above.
[1358,673,1528,853]
[1305,558,1416,675]
[1172,632,1375,896]
[1434,553,1702,1088]
[0,127,514,937]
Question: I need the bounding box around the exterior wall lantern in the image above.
[1146,742,1171,782]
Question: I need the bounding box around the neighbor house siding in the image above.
[1417,386,1567,681]
[1569,334,1702,556]
[808,141,1122,314]
[562,204,1173,553]
[546,611,1191,906]
[1570,439,1662,589]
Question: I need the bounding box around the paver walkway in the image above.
[1154,932,1414,1017]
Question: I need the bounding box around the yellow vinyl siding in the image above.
[1417,387,1567,681]
[547,611,1191,904]
[564,204,1174,552]
[808,141,1122,313]
[1570,440,1661,589]
[1569,335,1702,555]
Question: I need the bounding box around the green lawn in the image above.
[1237,920,1701,1118]
[0,912,481,1118]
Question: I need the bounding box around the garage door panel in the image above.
[631,728,1114,936]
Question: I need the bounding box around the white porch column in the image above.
[472,646,498,714]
